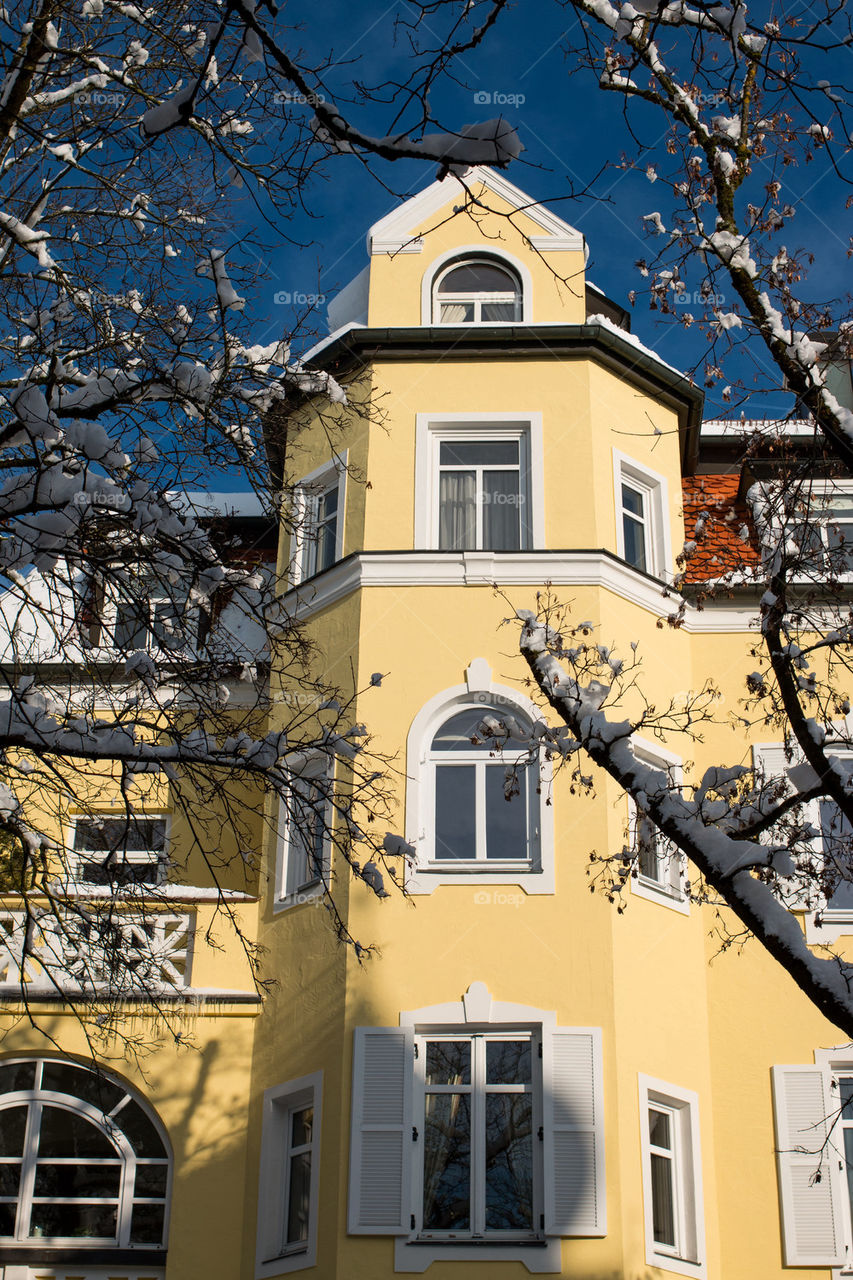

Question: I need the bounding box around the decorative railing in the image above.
[0,907,193,993]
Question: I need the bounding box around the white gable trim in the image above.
[367,165,585,255]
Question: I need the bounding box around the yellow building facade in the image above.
[0,166,850,1280]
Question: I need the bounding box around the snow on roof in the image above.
[585,312,686,379]
[701,418,815,436]
[175,491,269,519]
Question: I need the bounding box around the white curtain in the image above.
[439,472,476,549]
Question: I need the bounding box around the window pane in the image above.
[291,1106,313,1148]
[0,1063,35,1095]
[286,783,326,895]
[650,1152,676,1246]
[0,1164,21,1195]
[843,1125,853,1233]
[438,263,518,294]
[29,1201,118,1239]
[820,800,853,908]
[0,1106,27,1156]
[435,766,477,860]
[481,302,518,322]
[40,1062,125,1115]
[649,1108,671,1150]
[286,1150,311,1246]
[486,1040,531,1085]
[318,485,338,521]
[37,1107,115,1159]
[315,518,337,573]
[622,483,645,518]
[439,302,473,323]
[129,1201,165,1244]
[135,1163,169,1196]
[484,1094,533,1230]
[73,818,165,854]
[439,471,476,549]
[33,1162,122,1198]
[0,1202,16,1235]
[422,1094,470,1231]
[113,602,148,650]
[440,441,519,467]
[117,1100,167,1158]
[425,1041,471,1086]
[840,1075,853,1119]
[483,471,521,551]
[432,709,496,751]
[485,765,528,859]
[637,813,661,881]
[623,513,647,571]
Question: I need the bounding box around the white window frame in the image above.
[255,1070,322,1278]
[87,573,199,655]
[414,415,545,552]
[68,813,170,888]
[273,758,331,913]
[612,450,672,581]
[404,660,554,895]
[629,738,688,915]
[638,1074,706,1278]
[420,246,533,325]
[785,480,853,580]
[290,453,347,586]
[0,1056,171,1254]
[413,1028,542,1244]
[431,257,522,325]
[346,982,604,1273]
[753,742,853,942]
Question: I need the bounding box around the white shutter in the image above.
[771,1065,846,1267]
[348,1026,414,1235]
[542,1026,605,1236]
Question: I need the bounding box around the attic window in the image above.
[433,258,521,324]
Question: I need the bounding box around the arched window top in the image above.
[431,705,532,752]
[0,1057,170,1250]
[432,255,522,324]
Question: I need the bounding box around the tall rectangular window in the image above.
[302,481,339,579]
[438,440,522,551]
[275,760,330,910]
[639,1076,705,1276]
[418,1032,539,1240]
[621,481,648,571]
[256,1073,322,1277]
[292,457,346,586]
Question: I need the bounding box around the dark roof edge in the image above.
[305,324,704,467]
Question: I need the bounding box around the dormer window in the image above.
[433,258,522,324]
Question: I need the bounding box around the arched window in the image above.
[432,258,522,324]
[429,704,538,865]
[0,1058,170,1252]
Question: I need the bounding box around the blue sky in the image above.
[240,0,851,423]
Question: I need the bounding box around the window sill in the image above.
[406,863,554,896]
[632,874,689,915]
[394,1236,561,1273]
[646,1250,705,1279]
[273,879,326,914]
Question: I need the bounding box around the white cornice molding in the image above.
[282,551,757,632]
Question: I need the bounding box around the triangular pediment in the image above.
[367,165,585,255]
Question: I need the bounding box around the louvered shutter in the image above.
[542,1027,606,1236]
[348,1026,414,1234]
[771,1065,846,1267]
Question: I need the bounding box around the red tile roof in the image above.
[680,474,760,583]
